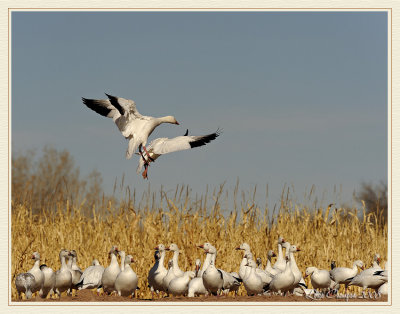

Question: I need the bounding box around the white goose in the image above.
[272,236,286,272]
[243,259,265,295]
[188,244,214,297]
[235,242,252,280]
[54,249,73,298]
[265,250,277,275]
[264,251,296,294]
[305,267,331,292]
[39,264,55,299]
[148,244,168,296]
[67,250,83,292]
[82,94,179,161]
[27,252,44,295]
[162,260,176,292]
[329,259,364,298]
[77,259,105,291]
[244,252,272,284]
[202,245,241,296]
[15,273,36,300]
[166,243,185,278]
[283,243,304,292]
[168,271,196,296]
[101,245,121,294]
[136,129,221,179]
[115,254,138,297]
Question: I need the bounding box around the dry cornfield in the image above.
[10,184,388,301]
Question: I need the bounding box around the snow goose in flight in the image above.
[54,249,73,298]
[101,245,121,294]
[77,259,105,292]
[15,272,36,300]
[136,129,221,179]
[82,93,179,161]
[27,252,45,295]
[39,264,55,299]
[329,259,364,298]
[115,254,138,297]
[148,244,168,297]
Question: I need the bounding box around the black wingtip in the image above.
[184,129,189,136]
[263,283,270,292]
[373,270,385,276]
[298,282,307,289]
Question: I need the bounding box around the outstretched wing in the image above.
[82,97,121,119]
[151,129,221,155]
[105,93,143,118]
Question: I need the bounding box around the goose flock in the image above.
[82,93,221,179]
[14,237,389,301]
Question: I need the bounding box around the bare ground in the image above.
[13,290,388,303]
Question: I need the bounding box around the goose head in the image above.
[245,259,258,268]
[109,245,119,257]
[278,236,285,245]
[305,267,317,277]
[195,259,201,276]
[154,244,166,252]
[92,259,100,266]
[162,116,179,125]
[267,250,277,259]
[166,243,179,252]
[125,255,134,265]
[31,252,40,261]
[198,242,213,253]
[59,249,71,259]
[354,260,364,270]
[235,243,251,252]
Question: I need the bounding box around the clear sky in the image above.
[11,11,388,210]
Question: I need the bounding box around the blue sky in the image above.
[11,11,388,210]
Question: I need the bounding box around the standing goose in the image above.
[244,252,272,284]
[77,259,105,291]
[162,260,176,292]
[148,244,168,296]
[265,250,277,275]
[188,243,215,297]
[67,250,83,293]
[272,236,286,272]
[243,259,266,295]
[167,271,196,296]
[15,273,36,300]
[115,255,138,297]
[284,243,304,291]
[305,267,331,292]
[39,264,56,299]
[54,249,73,298]
[166,244,185,278]
[82,94,179,161]
[101,245,121,294]
[136,129,221,179]
[329,260,364,298]
[264,250,297,295]
[27,252,44,295]
[235,243,252,280]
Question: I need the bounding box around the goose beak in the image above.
[361,266,365,270]
[131,258,135,263]
[297,247,301,251]
[281,238,285,243]
[377,257,381,263]
[175,121,180,125]
[235,247,241,250]
[31,255,35,259]
[197,244,204,249]
[166,247,171,251]
[272,252,277,257]
[154,246,159,250]
[304,273,309,278]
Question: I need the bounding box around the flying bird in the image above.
[82,93,179,161]
[136,129,221,179]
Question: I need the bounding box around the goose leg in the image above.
[142,164,149,179]
[142,146,154,162]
